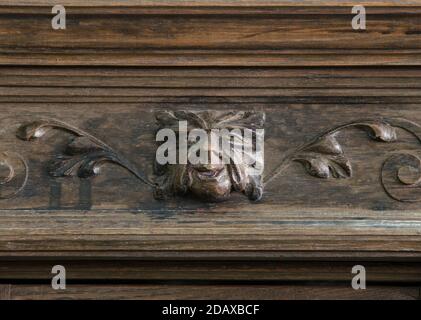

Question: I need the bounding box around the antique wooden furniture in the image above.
[0,0,421,299]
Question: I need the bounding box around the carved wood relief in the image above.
[3,112,420,203]
[2,2,421,298]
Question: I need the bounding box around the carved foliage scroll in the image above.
[16,119,156,187]
[2,112,421,203]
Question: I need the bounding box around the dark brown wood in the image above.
[1,0,421,299]
[0,3,421,66]
[0,285,11,300]
[4,284,420,300]
[2,102,421,258]
[0,261,420,282]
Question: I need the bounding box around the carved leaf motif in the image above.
[291,120,397,180]
[16,121,114,178]
[65,136,102,155]
[50,137,117,178]
[156,110,207,130]
[303,134,343,155]
[358,121,397,142]
[16,121,52,140]
[214,111,266,130]
[294,134,352,179]
[155,110,265,131]
[17,121,155,188]
[295,154,352,179]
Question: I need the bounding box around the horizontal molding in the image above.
[0,210,421,258]
[1,7,421,16]
[1,67,421,101]
[1,6,421,15]
[2,1,421,7]
[2,67,421,88]
[0,10,420,66]
[0,261,420,282]
[1,88,421,97]
[2,52,421,67]
[2,283,420,300]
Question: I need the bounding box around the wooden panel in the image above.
[1,2,421,294]
[3,284,420,300]
[0,3,421,66]
[0,66,421,258]
[0,261,420,282]
[4,1,421,6]
[0,114,420,256]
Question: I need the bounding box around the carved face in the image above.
[187,163,232,202]
[154,110,265,202]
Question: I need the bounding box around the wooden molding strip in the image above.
[2,1,421,7]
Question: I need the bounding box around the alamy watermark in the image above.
[351,265,366,290]
[52,5,66,30]
[156,121,265,175]
[51,265,66,290]
[352,5,366,30]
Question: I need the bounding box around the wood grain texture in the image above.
[0,261,420,282]
[4,284,420,300]
[3,1,421,7]
[1,100,421,257]
[2,67,421,259]
[0,3,421,66]
[1,2,421,294]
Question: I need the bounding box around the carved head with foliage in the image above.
[153,110,265,202]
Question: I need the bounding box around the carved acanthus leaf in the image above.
[16,120,54,140]
[294,134,352,179]
[358,121,397,142]
[50,136,118,178]
[295,154,352,179]
[302,134,343,155]
[17,120,156,188]
[156,110,265,131]
[284,120,399,181]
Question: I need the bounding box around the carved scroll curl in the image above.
[381,153,421,202]
[378,118,421,202]
[0,151,28,199]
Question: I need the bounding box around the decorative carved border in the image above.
[2,112,421,203]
